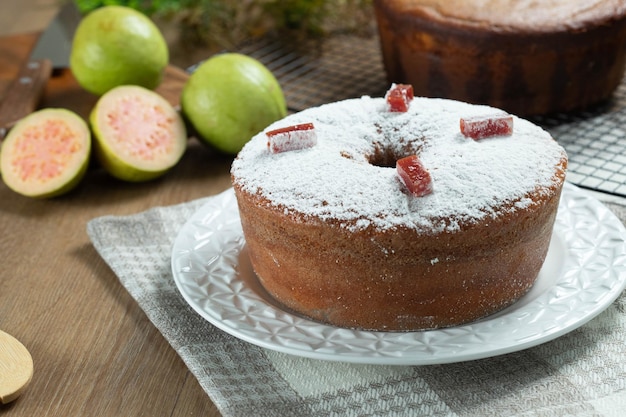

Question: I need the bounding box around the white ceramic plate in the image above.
[171,183,626,365]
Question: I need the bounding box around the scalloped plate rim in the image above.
[171,183,626,365]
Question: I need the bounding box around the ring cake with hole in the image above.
[231,86,568,331]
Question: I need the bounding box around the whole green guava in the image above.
[70,5,168,96]
[181,53,287,154]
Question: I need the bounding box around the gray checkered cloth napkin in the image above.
[87,190,626,417]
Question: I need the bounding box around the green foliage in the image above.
[74,0,374,47]
[75,0,182,15]
[264,0,327,32]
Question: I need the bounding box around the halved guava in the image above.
[90,85,187,182]
[0,108,91,198]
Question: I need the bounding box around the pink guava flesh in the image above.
[12,119,84,182]
[106,96,177,161]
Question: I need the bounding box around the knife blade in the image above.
[0,1,81,140]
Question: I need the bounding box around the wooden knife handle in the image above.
[0,58,53,138]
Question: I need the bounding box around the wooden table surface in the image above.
[0,33,227,416]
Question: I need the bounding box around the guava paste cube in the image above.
[266,122,317,153]
[396,155,433,197]
[460,114,514,140]
[385,84,414,112]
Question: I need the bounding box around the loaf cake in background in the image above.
[373,0,626,116]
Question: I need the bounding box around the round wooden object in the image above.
[0,330,33,404]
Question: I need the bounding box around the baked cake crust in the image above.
[373,0,626,116]
[231,96,568,331]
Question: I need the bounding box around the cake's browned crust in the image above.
[234,157,566,331]
[373,0,626,116]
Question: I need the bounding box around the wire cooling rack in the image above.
[234,34,626,198]
[532,87,626,197]
[236,34,388,112]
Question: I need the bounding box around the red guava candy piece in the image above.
[396,155,433,197]
[460,114,514,140]
[266,122,317,153]
[385,84,414,112]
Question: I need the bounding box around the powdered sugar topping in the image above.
[231,96,567,233]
